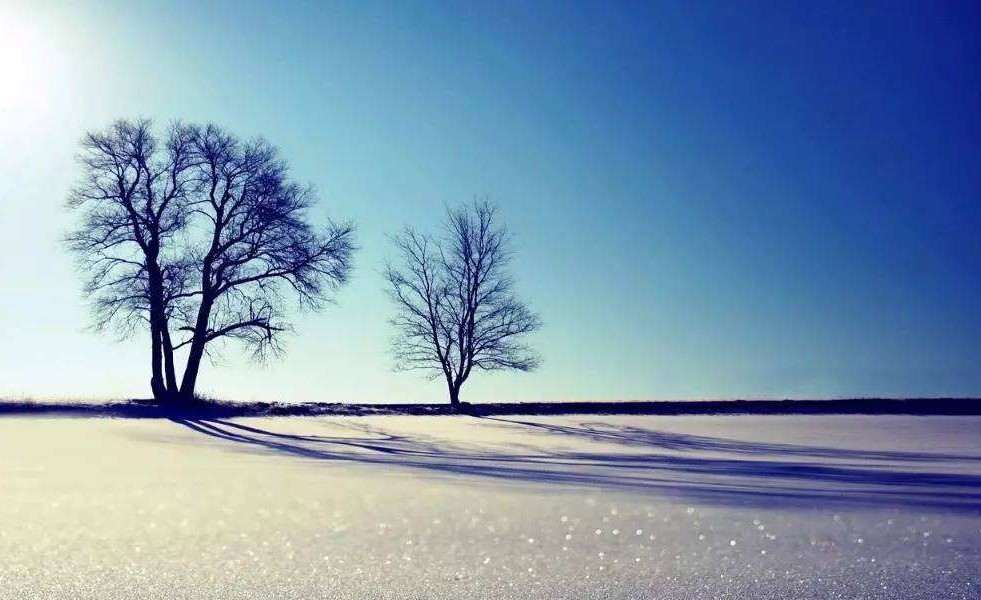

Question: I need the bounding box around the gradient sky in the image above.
[0,1,979,403]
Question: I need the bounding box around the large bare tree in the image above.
[386,201,540,406]
[66,120,194,401]
[67,119,355,404]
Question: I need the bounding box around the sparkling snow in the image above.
[0,414,978,599]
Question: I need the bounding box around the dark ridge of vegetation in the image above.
[1,398,979,419]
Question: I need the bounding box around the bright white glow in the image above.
[0,12,50,114]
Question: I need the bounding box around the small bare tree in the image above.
[67,119,355,404]
[386,201,540,406]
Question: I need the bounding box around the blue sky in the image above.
[0,1,978,402]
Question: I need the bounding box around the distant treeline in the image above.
[2,398,979,419]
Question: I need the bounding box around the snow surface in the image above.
[0,414,978,599]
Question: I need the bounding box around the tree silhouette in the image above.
[386,201,540,406]
[66,119,355,404]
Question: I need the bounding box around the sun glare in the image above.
[0,12,50,114]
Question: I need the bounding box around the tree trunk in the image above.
[149,307,180,403]
[160,324,178,395]
[149,321,167,402]
[178,341,204,403]
[448,384,460,407]
[178,296,214,403]
[147,260,177,404]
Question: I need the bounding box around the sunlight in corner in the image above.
[0,10,53,118]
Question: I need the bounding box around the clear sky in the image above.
[0,1,978,403]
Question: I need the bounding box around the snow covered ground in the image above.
[0,414,978,599]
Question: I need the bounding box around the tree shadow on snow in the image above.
[169,417,981,513]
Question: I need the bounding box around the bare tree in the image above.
[386,200,540,406]
[66,119,195,401]
[67,119,355,404]
[172,124,355,401]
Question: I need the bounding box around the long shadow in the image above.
[170,417,981,513]
[479,416,981,463]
